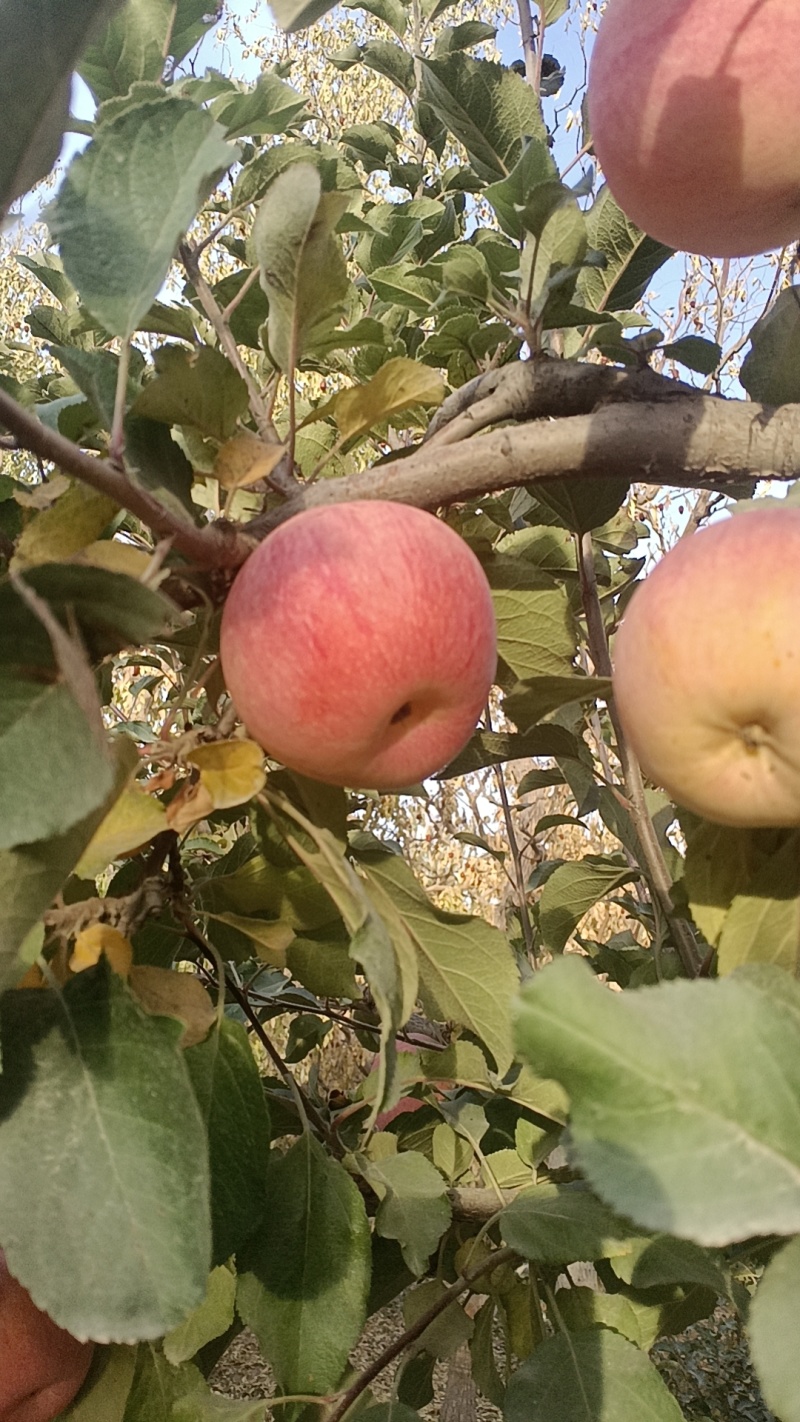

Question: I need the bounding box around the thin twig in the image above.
[576,531,701,977]
[109,339,131,466]
[485,704,538,967]
[323,1246,519,1422]
[180,241,280,447]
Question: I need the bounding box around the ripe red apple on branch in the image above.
[0,1253,94,1422]
[588,0,800,258]
[612,507,800,827]
[220,501,497,789]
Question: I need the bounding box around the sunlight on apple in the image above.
[220,501,497,790]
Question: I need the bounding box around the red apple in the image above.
[612,507,800,827]
[588,0,800,257]
[0,1254,94,1422]
[220,501,497,789]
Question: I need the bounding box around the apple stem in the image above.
[576,531,702,978]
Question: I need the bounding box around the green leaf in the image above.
[79,0,218,102]
[660,335,721,376]
[538,856,639,953]
[357,1408,422,1422]
[60,1344,137,1422]
[439,724,581,778]
[682,819,759,947]
[514,957,800,1245]
[420,56,546,183]
[438,244,491,302]
[352,40,416,98]
[368,262,440,313]
[741,287,800,405]
[0,738,136,989]
[0,0,122,217]
[209,71,309,140]
[556,1288,665,1354]
[433,21,497,55]
[50,346,129,430]
[172,1389,272,1422]
[356,840,518,1076]
[132,346,250,442]
[578,187,673,315]
[611,1235,728,1295]
[251,162,349,372]
[485,138,559,241]
[237,1134,370,1395]
[504,675,612,729]
[0,963,211,1341]
[0,673,116,851]
[266,0,338,31]
[505,1327,684,1422]
[500,1183,636,1264]
[487,562,577,681]
[521,196,587,318]
[0,563,176,670]
[124,415,198,523]
[470,1299,505,1408]
[163,1266,237,1366]
[265,803,412,1123]
[120,1345,206,1422]
[342,0,407,37]
[533,476,630,535]
[305,357,444,442]
[287,934,361,999]
[363,1150,452,1276]
[48,96,238,338]
[749,1233,800,1422]
[184,1020,271,1267]
[718,830,800,976]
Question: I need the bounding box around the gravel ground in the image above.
[210,1296,774,1419]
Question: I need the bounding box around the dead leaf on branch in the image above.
[130,965,216,1047]
[71,923,134,977]
[166,739,267,832]
[215,431,287,490]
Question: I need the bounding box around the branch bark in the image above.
[0,388,254,569]
[252,391,800,535]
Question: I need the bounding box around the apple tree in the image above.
[1,0,800,1420]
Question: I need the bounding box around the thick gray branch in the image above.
[256,394,800,532]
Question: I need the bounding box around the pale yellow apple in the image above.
[588,0,800,258]
[220,501,497,789]
[612,508,800,826]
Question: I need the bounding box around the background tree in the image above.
[1,1,800,1420]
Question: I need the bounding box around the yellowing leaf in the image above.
[130,965,216,1047]
[79,539,168,584]
[13,473,71,510]
[215,432,287,490]
[15,964,46,989]
[12,482,118,570]
[208,912,294,966]
[174,740,267,827]
[71,924,134,977]
[303,357,445,444]
[76,786,168,879]
[165,777,215,833]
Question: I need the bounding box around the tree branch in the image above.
[0,388,254,570]
[252,391,800,536]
